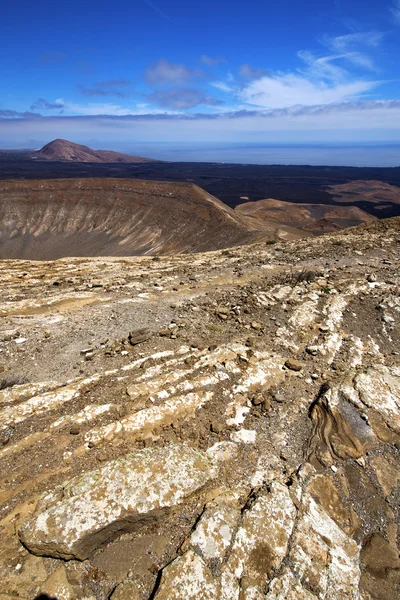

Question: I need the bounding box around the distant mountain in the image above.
[30,139,155,163]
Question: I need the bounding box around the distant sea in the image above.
[122,143,400,168]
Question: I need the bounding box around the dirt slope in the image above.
[326,179,400,206]
[0,178,268,259]
[0,218,399,599]
[236,197,377,233]
[31,139,154,163]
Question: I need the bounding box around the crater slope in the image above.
[0,178,274,260]
[0,218,399,599]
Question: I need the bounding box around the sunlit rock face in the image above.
[0,217,399,599]
[0,178,261,259]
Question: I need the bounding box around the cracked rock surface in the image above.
[0,217,399,599]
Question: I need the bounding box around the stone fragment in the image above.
[369,455,400,497]
[224,481,296,592]
[230,429,256,444]
[0,425,13,445]
[206,441,239,463]
[128,328,151,346]
[307,381,378,467]
[251,392,264,406]
[155,550,220,599]
[354,365,400,434]
[41,566,74,600]
[288,492,361,599]
[189,499,240,564]
[266,568,318,599]
[307,474,359,536]
[285,358,303,371]
[360,533,400,599]
[69,424,81,435]
[110,580,140,600]
[211,421,224,434]
[262,397,271,411]
[361,533,400,574]
[0,375,29,390]
[306,346,319,355]
[20,444,217,560]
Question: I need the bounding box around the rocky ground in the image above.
[0,217,399,599]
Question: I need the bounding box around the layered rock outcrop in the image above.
[0,217,398,599]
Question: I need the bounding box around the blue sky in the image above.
[1,0,400,147]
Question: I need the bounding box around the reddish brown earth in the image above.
[326,179,400,207]
[235,197,376,234]
[31,139,154,164]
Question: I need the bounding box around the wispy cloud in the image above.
[391,0,400,23]
[0,109,43,119]
[327,31,384,51]
[30,98,65,111]
[59,101,136,116]
[146,88,223,109]
[322,31,384,71]
[3,100,400,122]
[78,80,131,98]
[239,64,271,80]
[143,0,172,21]
[40,51,68,65]
[297,51,348,82]
[200,55,226,66]
[144,59,204,86]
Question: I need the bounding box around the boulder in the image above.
[19,444,217,560]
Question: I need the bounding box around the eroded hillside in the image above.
[0,178,268,260]
[235,197,376,234]
[0,218,399,599]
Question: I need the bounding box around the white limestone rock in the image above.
[19,444,218,560]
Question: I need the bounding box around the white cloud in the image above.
[215,43,382,111]
[238,74,377,109]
